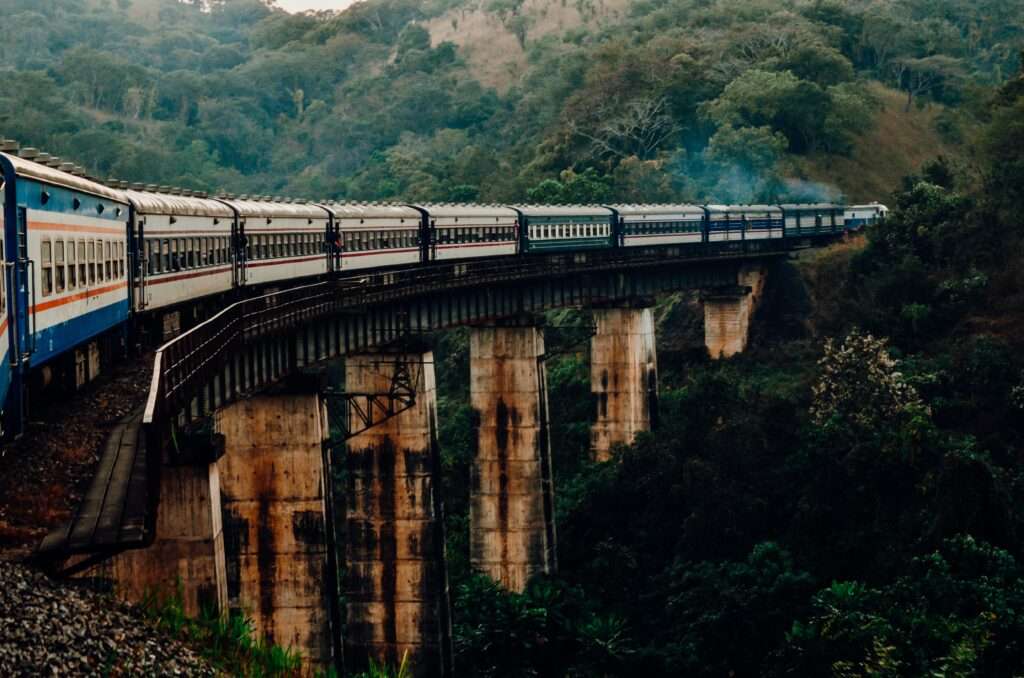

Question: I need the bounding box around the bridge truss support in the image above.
[215,393,338,672]
[590,301,659,462]
[343,350,453,678]
[469,316,557,592]
[703,263,768,359]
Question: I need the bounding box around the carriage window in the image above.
[159,239,169,273]
[55,240,66,293]
[105,241,112,280]
[68,241,77,289]
[41,240,53,297]
[119,243,125,277]
[86,241,95,283]
[78,241,87,283]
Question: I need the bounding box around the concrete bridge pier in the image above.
[590,301,659,462]
[343,351,453,678]
[703,264,767,359]
[469,316,557,592]
[215,393,336,671]
[107,461,227,618]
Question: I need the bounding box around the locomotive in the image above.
[0,144,882,436]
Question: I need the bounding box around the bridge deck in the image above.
[37,408,151,561]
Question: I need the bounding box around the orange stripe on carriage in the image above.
[30,281,128,313]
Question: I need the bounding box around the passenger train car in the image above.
[0,145,882,436]
[844,203,889,229]
[514,205,615,253]
[417,204,518,261]
[610,204,706,247]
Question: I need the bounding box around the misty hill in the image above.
[0,0,1020,204]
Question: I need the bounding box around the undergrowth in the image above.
[140,581,310,677]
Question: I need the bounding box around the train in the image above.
[0,144,886,436]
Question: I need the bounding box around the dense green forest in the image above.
[0,0,1020,203]
[426,63,1024,675]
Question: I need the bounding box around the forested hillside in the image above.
[0,0,1019,203]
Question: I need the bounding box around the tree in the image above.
[704,69,832,153]
[891,55,966,111]
[569,96,679,161]
[810,329,929,432]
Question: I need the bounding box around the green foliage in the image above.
[140,581,303,676]
[772,536,1024,676]
[1,0,1010,203]
[351,652,412,678]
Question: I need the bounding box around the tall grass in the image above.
[140,581,304,676]
[351,651,412,678]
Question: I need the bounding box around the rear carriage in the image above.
[513,205,615,253]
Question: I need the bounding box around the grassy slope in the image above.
[789,83,962,203]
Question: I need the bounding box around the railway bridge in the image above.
[38,239,810,675]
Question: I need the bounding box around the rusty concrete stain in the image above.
[343,351,452,678]
[705,264,767,359]
[590,306,659,462]
[469,323,556,593]
[215,394,333,671]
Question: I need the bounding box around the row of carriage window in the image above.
[343,229,418,252]
[435,226,516,245]
[528,223,610,240]
[40,238,125,298]
[624,220,703,235]
[146,236,232,274]
[247,232,325,261]
[144,233,329,275]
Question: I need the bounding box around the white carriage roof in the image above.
[512,205,614,217]
[0,152,127,203]
[413,204,518,219]
[323,202,422,220]
[219,198,330,219]
[705,204,784,213]
[779,203,843,210]
[126,190,235,218]
[609,204,705,216]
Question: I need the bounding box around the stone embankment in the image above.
[0,561,214,676]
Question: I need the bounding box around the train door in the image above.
[232,216,246,287]
[14,206,32,365]
[133,215,147,310]
[328,215,342,273]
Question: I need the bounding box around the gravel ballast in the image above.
[0,561,215,676]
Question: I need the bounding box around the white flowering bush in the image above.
[811,330,930,430]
